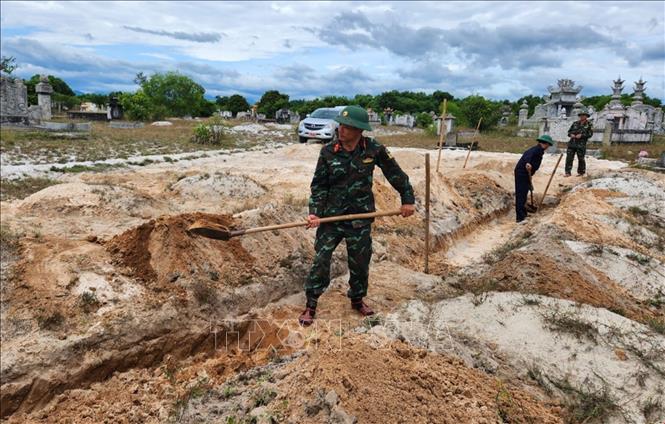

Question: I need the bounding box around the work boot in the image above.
[564,173,572,177]
[298,307,316,327]
[351,299,375,316]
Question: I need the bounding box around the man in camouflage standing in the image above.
[564,109,593,177]
[299,105,415,326]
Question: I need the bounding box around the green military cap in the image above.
[537,134,554,145]
[578,108,590,117]
[334,105,373,131]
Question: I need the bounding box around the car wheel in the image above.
[299,136,308,143]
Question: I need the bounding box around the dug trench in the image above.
[1,145,664,423]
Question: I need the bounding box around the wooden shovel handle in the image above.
[234,209,403,237]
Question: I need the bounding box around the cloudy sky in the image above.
[1,1,663,102]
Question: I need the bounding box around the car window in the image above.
[310,109,340,119]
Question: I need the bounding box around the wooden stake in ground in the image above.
[436,99,448,173]
[462,117,483,169]
[538,153,564,210]
[424,153,431,274]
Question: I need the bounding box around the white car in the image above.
[298,106,346,143]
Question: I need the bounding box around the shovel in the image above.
[526,171,538,213]
[188,209,403,241]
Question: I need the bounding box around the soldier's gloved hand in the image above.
[400,204,415,218]
[306,214,320,229]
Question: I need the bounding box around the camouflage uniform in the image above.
[565,120,593,175]
[305,136,415,306]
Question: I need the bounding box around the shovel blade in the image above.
[188,220,232,241]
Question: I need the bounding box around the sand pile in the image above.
[274,335,561,424]
[478,250,653,323]
[18,182,160,219]
[170,173,267,201]
[106,212,255,289]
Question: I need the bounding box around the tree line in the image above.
[2,56,661,130]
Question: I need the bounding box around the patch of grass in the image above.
[646,317,665,335]
[0,224,21,256]
[49,163,126,173]
[626,252,650,266]
[171,377,211,421]
[526,364,553,395]
[192,280,218,306]
[253,387,277,407]
[542,310,598,342]
[642,397,662,421]
[585,244,604,256]
[362,314,384,329]
[36,310,65,330]
[628,206,649,217]
[519,295,542,306]
[1,119,240,164]
[495,381,516,423]
[550,378,619,423]
[127,158,157,166]
[0,177,59,201]
[79,291,101,313]
[568,385,618,423]
[221,385,237,399]
[482,230,532,264]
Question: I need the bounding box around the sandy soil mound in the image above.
[387,294,665,424]
[174,334,561,424]
[276,336,561,424]
[106,213,255,289]
[478,249,653,323]
[170,172,267,200]
[565,240,665,303]
[17,182,160,219]
[548,187,662,258]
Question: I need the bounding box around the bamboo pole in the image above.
[436,99,448,173]
[538,153,564,210]
[424,153,431,274]
[462,117,483,169]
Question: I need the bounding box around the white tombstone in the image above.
[35,75,53,121]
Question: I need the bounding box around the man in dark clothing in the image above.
[299,105,415,326]
[514,135,553,223]
[565,110,593,176]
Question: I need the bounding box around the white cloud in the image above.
[0,1,662,100]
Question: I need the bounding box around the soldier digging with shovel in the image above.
[299,106,416,326]
[514,135,554,224]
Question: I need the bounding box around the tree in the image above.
[138,71,207,117]
[1,56,17,75]
[227,94,250,115]
[513,95,542,117]
[215,95,230,108]
[458,95,502,130]
[415,112,433,128]
[257,90,289,117]
[24,74,76,105]
[432,90,454,107]
[119,91,154,121]
[78,93,109,107]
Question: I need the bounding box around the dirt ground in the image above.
[1,130,664,423]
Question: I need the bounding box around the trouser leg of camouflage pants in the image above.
[514,172,530,222]
[565,145,587,175]
[305,222,372,307]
